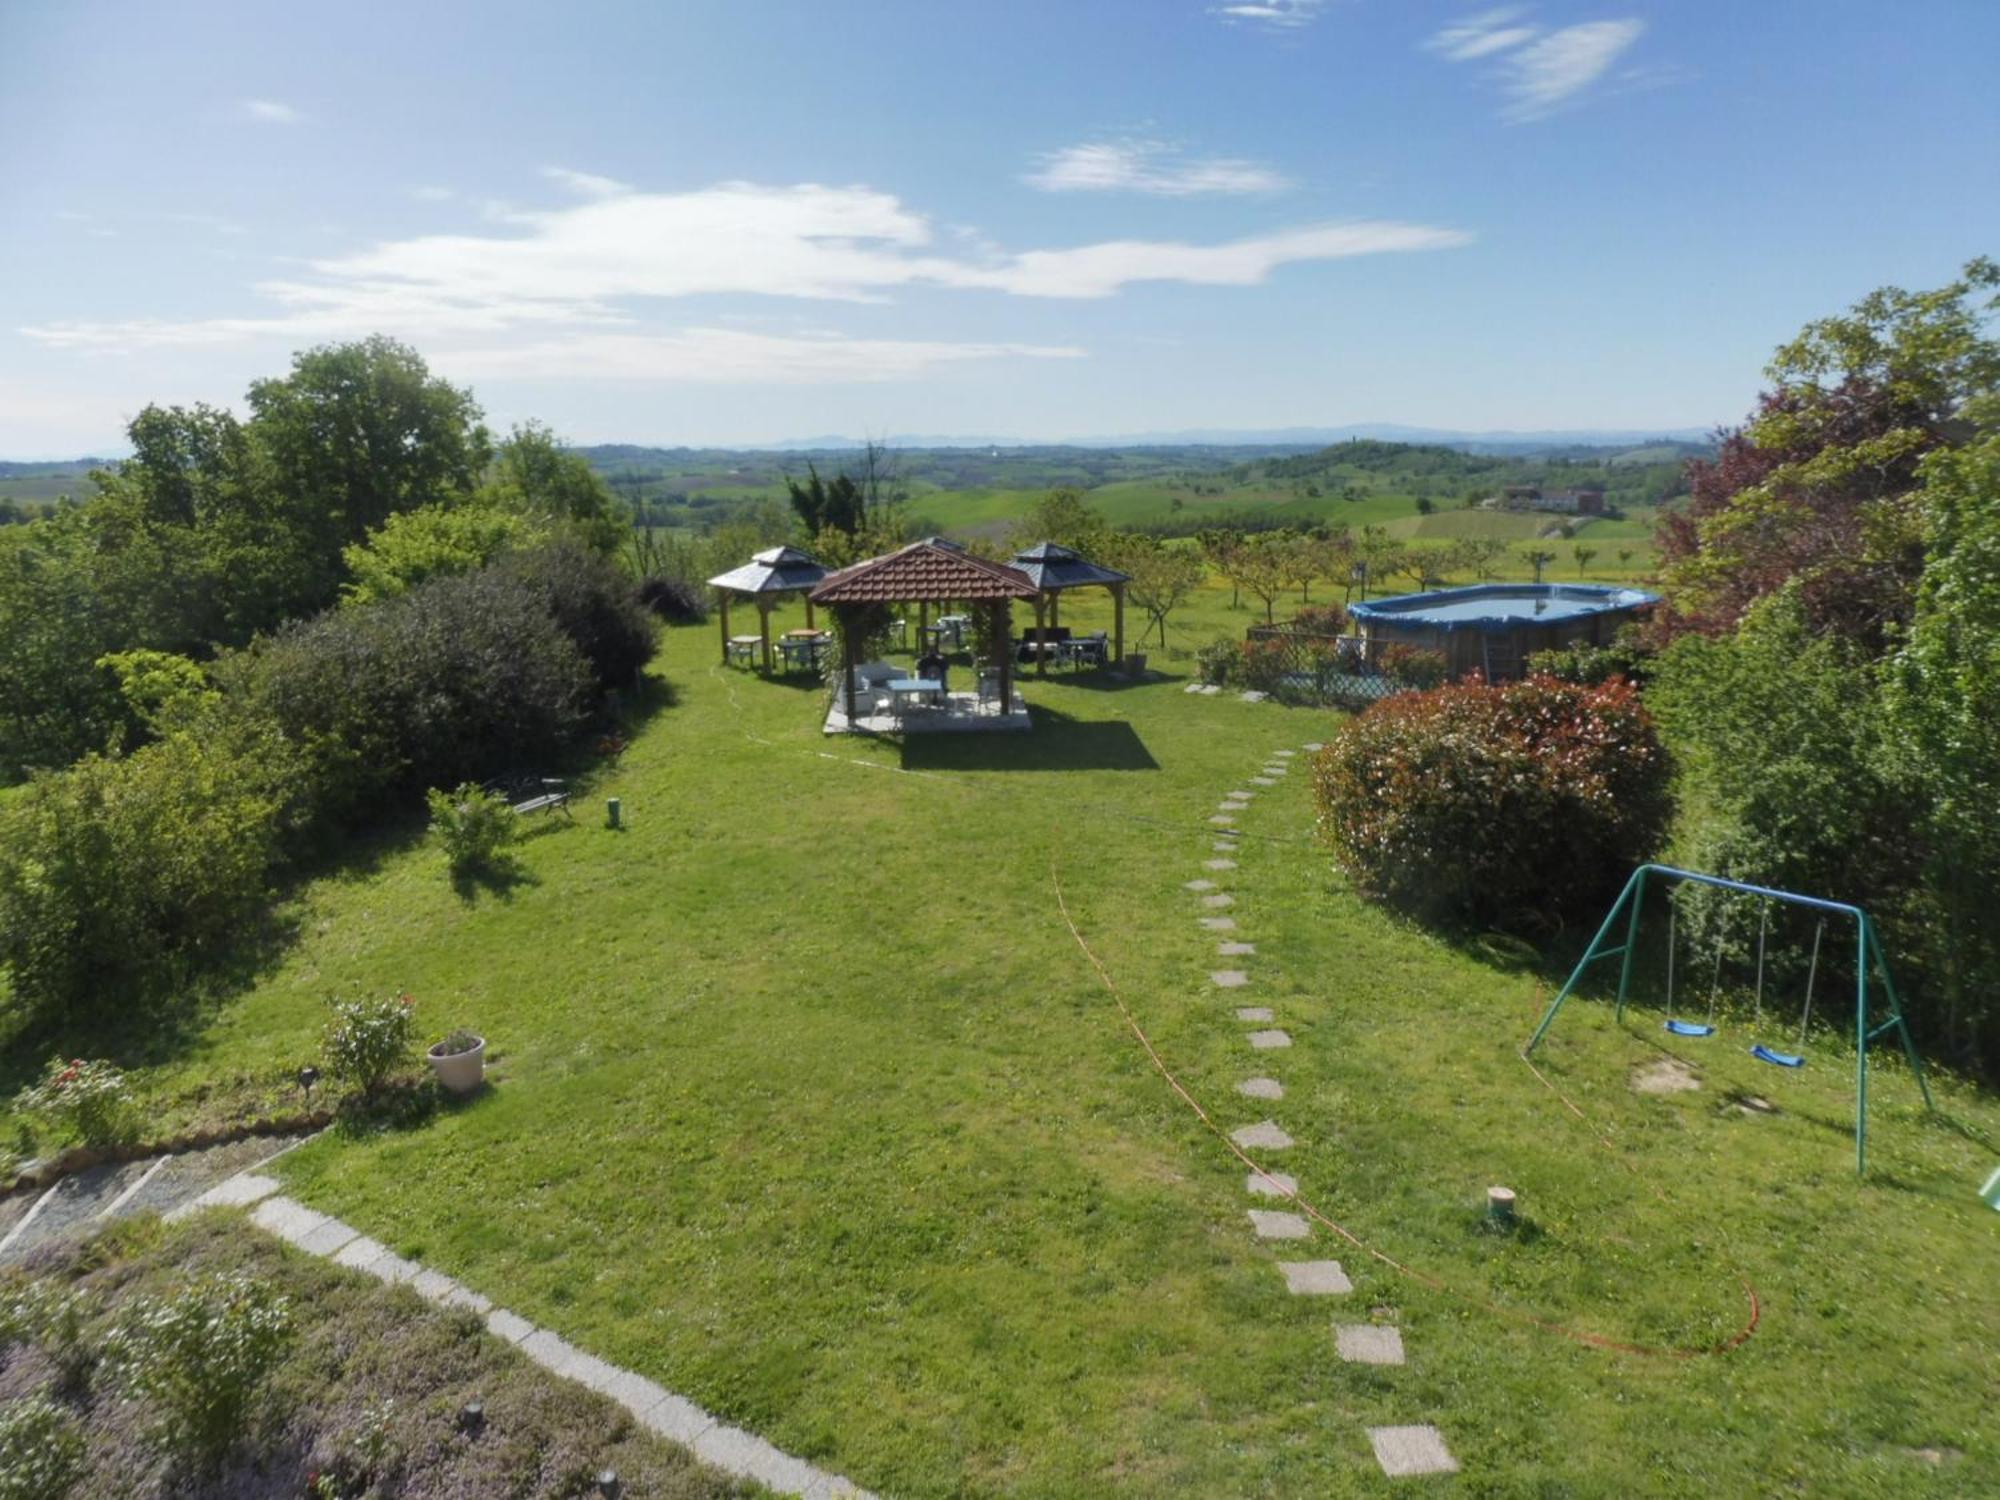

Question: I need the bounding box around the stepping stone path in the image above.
[1168,761,1456,1480]
[1230,1120,1295,1150]
[1271,749,1296,758]
[1368,1426,1459,1478]
[1303,742,1324,751]
[1336,1325,1406,1366]
[1247,1209,1311,1240]
[1278,1261,1353,1296]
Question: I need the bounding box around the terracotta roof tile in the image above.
[810,539,1040,604]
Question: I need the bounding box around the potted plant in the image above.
[426,1029,487,1094]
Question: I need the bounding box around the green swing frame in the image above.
[1525,864,1935,1175]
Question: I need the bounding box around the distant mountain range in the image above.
[754,424,1716,455]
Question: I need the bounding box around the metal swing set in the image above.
[1525,864,1935,1174]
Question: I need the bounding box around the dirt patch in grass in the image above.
[1629,1058,1701,1095]
[0,1216,757,1499]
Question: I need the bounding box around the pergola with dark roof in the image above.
[1010,541,1130,675]
[810,538,1040,718]
[706,545,829,672]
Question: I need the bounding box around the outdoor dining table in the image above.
[727,634,762,665]
[777,635,829,669]
[887,677,944,714]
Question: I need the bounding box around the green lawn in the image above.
[40,590,1988,1496]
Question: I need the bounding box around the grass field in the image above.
[16,592,1990,1496]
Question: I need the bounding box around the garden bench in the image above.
[488,776,574,819]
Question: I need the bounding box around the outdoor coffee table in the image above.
[887,678,943,715]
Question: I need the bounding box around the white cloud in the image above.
[1025,141,1290,196]
[241,98,301,124]
[1426,12,1647,120]
[1502,19,1645,120]
[1211,1,1326,30]
[1425,9,1538,62]
[541,166,633,199]
[22,178,1467,365]
[436,329,1085,384]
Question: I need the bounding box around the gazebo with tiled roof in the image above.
[707,545,829,672]
[810,538,1040,718]
[1011,541,1131,676]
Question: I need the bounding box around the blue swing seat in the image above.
[1750,1043,1805,1069]
[1664,1019,1716,1037]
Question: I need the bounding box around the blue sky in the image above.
[3,0,1996,455]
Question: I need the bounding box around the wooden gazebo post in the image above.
[1112,581,1125,668]
[838,604,859,720]
[757,596,774,673]
[718,591,731,665]
[990,599,1014,715]
[1031,595,1049,678]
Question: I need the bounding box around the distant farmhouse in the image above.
[1488,484,1607,515]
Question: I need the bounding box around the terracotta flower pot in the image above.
[427,1035,487,1095]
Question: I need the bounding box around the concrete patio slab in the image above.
[1248,1209,1310,1240]
[1368,1425,1459,1478]
[1337,1324,1406,1365]
[1231,1119,1295,1150]
[1278,1260,1353,1295]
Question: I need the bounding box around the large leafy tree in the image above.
[248,336,489,602]
[1659,258,1999,648]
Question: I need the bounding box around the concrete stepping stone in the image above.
[1245,1170,1297,1198]
[1201,893,1235,909]
[1185,878,1218,892]
[1183,682,1206,694]
[1278,1260,1353,1295]
[1237,1077,1284,1100]
[1337,1324,1406,1365]
[1231,1119,1295,1150]
[1249,776,1277,786]
[1247,1029,1291,1049]
[1211,969,1250,988]
[1198,683,1222,695]
[1248,1209,1310,1240]
[1199,916,1238,931]
[1368,1426,1459,1478]
[1209,815,1236,827]
[1260,767,1286,778]
[1235,1006,1274,1022]
[1303,742,1324,751]
[1227,790,1254,800]
[1217,941,1255,956]
[1205,858,1237,871]
[1272,749,1296,758]
[1212,840,1238,853]
[1239,689,1269,702]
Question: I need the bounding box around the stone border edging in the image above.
[3,1110,335,1197]
[176,1169,875,1500]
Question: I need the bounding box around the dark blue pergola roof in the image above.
[1009,541,1129,592]
[708,545,830,596]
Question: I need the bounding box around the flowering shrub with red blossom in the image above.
[1312,674,1671,930]
[16,1055,138,1147]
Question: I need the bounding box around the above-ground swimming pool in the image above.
[1349,583,1659,679]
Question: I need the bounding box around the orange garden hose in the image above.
[1050,854,1760,1360]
